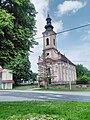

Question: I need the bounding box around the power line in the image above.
[57,23,90,35]
[72,61,90,62]
[35,23,90,40]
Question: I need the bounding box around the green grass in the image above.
[0,101,90,120]
[38,87,90,92]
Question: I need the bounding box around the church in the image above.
[37,14,76,87]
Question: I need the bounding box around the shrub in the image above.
[76,75,90,84]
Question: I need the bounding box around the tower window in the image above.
[46,53,49,56]
[46,38,49,45]
[53,39,55,45]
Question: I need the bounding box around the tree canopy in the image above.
[76,64,90,78]
[0,8,15,66]
[0,0,37,84]
[76,64,90,84]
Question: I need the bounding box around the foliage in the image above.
[4,54,32,85]
[76,64,90,84]
[30,72,38,84]
[0,101,90,120]
[0,0,37,84]
[76,75,90,84]
[76,64,90,78]
[0,9,15,66]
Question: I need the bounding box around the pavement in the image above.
[0,90,90,102]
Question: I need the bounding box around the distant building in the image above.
[0,68,13,89]
[37,14,76,87]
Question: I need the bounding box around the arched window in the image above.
[46,38,49,45]
[46,67,50,75]
[46,53,49,56]
[53,39,55,45]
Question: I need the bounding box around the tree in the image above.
[4,53,32,85]
[76,64,90,84]
[76,64,90,78]
[30,72,38,84]
[0,9,15,66]
[0,0,37,84]
[76,75,90,84]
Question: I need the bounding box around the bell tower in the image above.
[42,14,58,59]
[38,14,77,88]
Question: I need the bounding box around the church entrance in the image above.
[48,78,51,84]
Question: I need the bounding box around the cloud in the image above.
[53,21,69,38]
[62,32,69,37]
[53,20,63,32]
[82,30,90,41]
[30,0,49,72]
[57,0,86,16]
[30,0,65,72]
[64,43,90,70]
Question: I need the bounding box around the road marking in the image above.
[38,95,61,100]
[39,96,47,98]
[54,95,62,97]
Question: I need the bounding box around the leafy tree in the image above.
[0,9,15,66]
[0,0,37,84]
[4,53,31,85]
[76,64,90,78]
[76,64,90,84]
[76,75,90,84]
[30,72,38,84]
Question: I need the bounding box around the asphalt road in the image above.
[0,90,90,102]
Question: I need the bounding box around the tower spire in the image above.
[47,13,50,18]
[45,13,54,30]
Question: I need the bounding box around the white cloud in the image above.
[53,20,63,32]
[30,0,65,72]
[63,43,90,70]
[30,0,49,72]
[57,0,86,16]
[82,30,90,41]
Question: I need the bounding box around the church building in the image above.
[38,14,76,87]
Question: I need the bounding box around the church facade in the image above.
[38,15,76,87]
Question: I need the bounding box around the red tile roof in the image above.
[0,68,4,71]
[2,80,14,83]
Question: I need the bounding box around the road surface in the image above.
[0,90,90,102]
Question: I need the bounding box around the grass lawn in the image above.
[0,101,90,120]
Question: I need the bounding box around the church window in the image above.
[47,67,50,75]
[46,38,49,45]
[48,68,50,74]
[47,53,49,56]
[53,39,55,45]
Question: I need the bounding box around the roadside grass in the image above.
[13,83,90,91]
[0,101,90,120]
[0,87,90,91]
[0,83,90,91]
[36,87,90,92]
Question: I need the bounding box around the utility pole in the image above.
[69,78,71,90]
[67,61,72,90]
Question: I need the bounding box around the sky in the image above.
[30,0,90,72]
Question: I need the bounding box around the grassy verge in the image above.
[0,87,90,91]
[38,87,90,92]
[0,101,90,120]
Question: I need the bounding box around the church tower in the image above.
[38,14,76,88]
[42,14,58,59]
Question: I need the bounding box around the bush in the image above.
[76,75,90,84]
